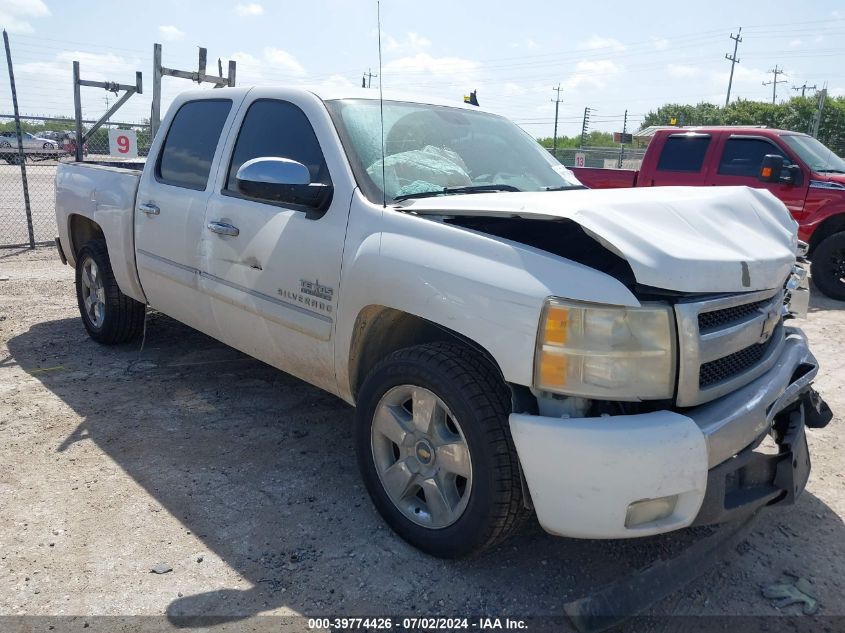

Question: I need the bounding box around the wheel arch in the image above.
[808,212,845,254]
[68,214,105,259]
[347,305,507,404]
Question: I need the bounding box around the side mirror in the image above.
[758,154,784,183]
[235,157,333,211]
[783,164,803,186]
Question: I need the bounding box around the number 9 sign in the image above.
[108,128,138,158]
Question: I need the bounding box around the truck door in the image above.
[647,133,712,186]
[199,91,354,394]
[134,97,240,333]
[710,135,808,216]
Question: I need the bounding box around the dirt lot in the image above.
[0,246,843,632]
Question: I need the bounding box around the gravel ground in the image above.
[0,246,843,632]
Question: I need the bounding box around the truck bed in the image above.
[572,167,638,189]
[55,160,146,303]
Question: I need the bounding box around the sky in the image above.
[0,0,844,138]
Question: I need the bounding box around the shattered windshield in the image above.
[781,134,845,173]
[326,99,583,203]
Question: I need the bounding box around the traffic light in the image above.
[463,90,479,106]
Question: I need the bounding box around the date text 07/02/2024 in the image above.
[306,617,528,630]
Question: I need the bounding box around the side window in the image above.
[157,99,232,190]
[225,99,330,193]
[656,136,711,172]
[717,138,788,177]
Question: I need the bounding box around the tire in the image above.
[811,232,845,301]
[0,141,11,148]
[355,342,526,558]
[75,239,146,344]
[43,142,54,149]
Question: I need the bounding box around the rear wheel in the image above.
[811,232,845,301]
[75,239,146,344]
[355,342,526,558]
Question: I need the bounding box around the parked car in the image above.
[54,88,830,558]
[572,127,845,300]
[0,131,56,149]
[59,133,88,157]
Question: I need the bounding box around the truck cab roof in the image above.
[174,85,493,113]
[646,126,808,138]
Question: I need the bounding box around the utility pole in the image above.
[792,82,817,98]
[3,29,34,248]
[811,87,827,138]
[762,65,787,105]
[550,84,562,155]
[580,107,591,148]
[362,68,377,88]
[617,109,628,168]
[724,27,742,107]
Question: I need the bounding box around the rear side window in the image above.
[225,99,330,192]
[718,138,788,177]
[656,136,711,172]
[157,99,232,190]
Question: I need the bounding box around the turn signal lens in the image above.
[539,351,567,387]
[543,306,569,345]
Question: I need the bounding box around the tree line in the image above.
[640,95,845,155]
[537,95,845,156]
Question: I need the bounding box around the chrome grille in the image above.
[675,289,785,407]
[697,299,770,332]
[698,332,779,388]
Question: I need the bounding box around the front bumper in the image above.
[509,327,827,539]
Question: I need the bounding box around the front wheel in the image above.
[355,342,526,558]
[75,239,146,344]
[811,232,845,301]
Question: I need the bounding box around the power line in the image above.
[724,27,742,106]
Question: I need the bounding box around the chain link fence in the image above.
[550,146,647,170]
[0,115,151,248]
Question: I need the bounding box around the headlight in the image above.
[535,298,676,401]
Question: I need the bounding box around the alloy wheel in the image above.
[370,385,473,528]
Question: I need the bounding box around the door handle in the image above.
[138,202,160,215]
[207,221,240,237]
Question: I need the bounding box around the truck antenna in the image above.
[377,0,386,208]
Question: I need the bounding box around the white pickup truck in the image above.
[55,87,831,558]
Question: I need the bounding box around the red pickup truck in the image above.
[572,127,845,300]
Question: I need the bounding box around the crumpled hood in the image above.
[400,186,798,293]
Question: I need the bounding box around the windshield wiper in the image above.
[816,169,845,174]
[544,185,588,191]
[394,184,520,202]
